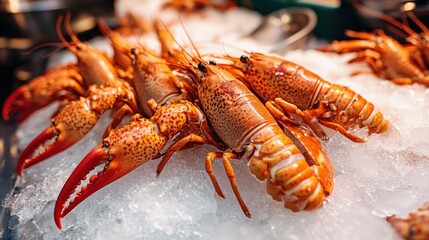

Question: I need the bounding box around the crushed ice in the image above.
[3,2,429,240]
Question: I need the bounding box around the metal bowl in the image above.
[0,0,114,63]
[0,0,114,97]
[0,0,85,41]
[246,7,317,53]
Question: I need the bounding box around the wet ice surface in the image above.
[3,4,429,240]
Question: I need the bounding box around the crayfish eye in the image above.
[209,60,216,66]
[131,47,139,55]
[240,55,249,63]
[198,62,207,72]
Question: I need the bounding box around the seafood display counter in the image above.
[1,0,429,239]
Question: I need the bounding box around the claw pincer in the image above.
[54,116,163,229]
[2,14,126,124]
[17,86,134,177]
[13,13,147,176]
[2,64,84,122]
[54,101,209,229]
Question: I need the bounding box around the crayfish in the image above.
[53,18,338,227]
[219,52,388,142]
[387,202,429,240]
[319,1,429,87]
[2,6,392,232]
[13,15,138,176]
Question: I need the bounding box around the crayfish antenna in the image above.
[351,0,417,37]
[406,10,429,35]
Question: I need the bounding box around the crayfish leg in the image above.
[102,104,135,138]
[264,101,334,196]
[156,133,208,176]
[205,152,226,198]
[319,120,366,143]
[266,99,328,141]
[205,151,251,217]
[221,152,251,218]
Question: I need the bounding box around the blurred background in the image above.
[0,0,115,110]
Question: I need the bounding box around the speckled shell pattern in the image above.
[242,55,321,110]
[2,64,86,122]
[53,100,205,225]
[51,86,130,141]
[16,65,84,106]
[103,102,199,172]
[197,65,328,211]
[104,115,168,172]
[197,65,277,152]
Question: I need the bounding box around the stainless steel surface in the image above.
[0,7,97,43]
[246,7,317,53]
[0,0,75,13]
[1,0,78,36]
[0,37,34,66]
[0,120,18,239]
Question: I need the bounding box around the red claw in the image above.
[2,86,38,122]
[54,144,126,229]
[54,137,151,228]
[54,103,205,229]
[17,125,78,177]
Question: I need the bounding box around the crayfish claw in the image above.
[17,126,62,177]
[387,202,429,240]
[16,113,91,177]
[386,215,410,239]
[55,116,172,229]
[2,86,33,122]
[54,144,112,229]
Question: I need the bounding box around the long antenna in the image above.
[24,42,66,56]
[97,18,112,38]
[56,15,68,44]
[64,12,80,44]
[406,10,429,34]
[159,18,198,65]
[352,0,417,37]
[178,15,202,60]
